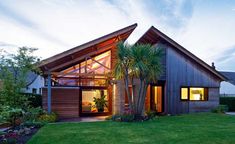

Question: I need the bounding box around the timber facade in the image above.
[39,24,226,118]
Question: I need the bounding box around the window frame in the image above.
[180,86,209,101]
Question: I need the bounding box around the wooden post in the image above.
[47,72,52,114]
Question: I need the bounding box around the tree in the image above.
[114,42,162,118]
[114,42,134,111]
[0,47,40,126]
[131,44,162,116]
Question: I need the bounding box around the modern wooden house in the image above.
[39,24,226,118]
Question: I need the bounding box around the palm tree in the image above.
[114,42,162,117]
[131,44,162,117]
[114,42,134,111]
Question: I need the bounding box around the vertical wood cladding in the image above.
[165,44,221,115]
[42,87,80,118]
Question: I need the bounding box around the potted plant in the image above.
[93,95,107,112]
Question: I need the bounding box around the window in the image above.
[181,87,208,101]
[82,89,109,113]
[32,88,37,94]
[181,88,188,100]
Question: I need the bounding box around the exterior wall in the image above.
[25,76,44,94]
[189,88,219,112]
[42,87,80,118]
[165,44,221,115]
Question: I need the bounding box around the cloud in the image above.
[0,0,234,72]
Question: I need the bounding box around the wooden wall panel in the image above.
[165,43,221,115]
[42,87,80,118]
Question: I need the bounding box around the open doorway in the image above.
[150,85,164,113]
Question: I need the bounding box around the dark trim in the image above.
[180,86,209,101]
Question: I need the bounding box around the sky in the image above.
[0,0,235,71]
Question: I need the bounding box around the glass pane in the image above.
[189,88,205,100]
[56,51,111,86]
[181,88,188,100]
[82,89,109,113]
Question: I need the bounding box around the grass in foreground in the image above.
[28,113,235,144]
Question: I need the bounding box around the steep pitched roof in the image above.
[137,26,226,81]
[39,23,137,72]
[220,71,235,85]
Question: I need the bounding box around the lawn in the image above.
[28,113,235,144]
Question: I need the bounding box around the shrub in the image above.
[220,97,235,111]
[211,105,228,113]
[145,110,157,119]
[23,93,42,108]
[23,107,44,122]
[23,121,45,128]
[38,112,58,123]
[119,109,134,122]
[0,106,23,127]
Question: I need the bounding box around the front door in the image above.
[150,85,163,113]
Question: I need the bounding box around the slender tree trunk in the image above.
[124,71,133,112]
[131,76,135,112]
[139,83,148,115]
[136,80,148,116]
[136,79,143,114]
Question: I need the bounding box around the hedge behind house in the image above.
[220,97,235,111]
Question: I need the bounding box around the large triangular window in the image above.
[53,50,111,86]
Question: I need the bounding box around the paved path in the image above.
[58,116,108,123]
[226,112,235,115]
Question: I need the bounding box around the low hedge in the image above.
[220,97,235,111]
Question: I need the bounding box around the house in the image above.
[38,24,226,118]
[0,69,44,95]
[220,71,235,96]
[24,72,44,95]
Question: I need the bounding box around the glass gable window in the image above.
[181,87,208,101]
[53,51,111,86]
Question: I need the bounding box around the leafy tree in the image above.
[0,47,40,126]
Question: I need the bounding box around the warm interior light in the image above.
[181,88,188,100]
[190,88,204,100]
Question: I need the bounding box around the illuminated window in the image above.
[55,51,111,86]
[181,87,208,101]
[181,88,188,100]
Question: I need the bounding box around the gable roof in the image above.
[220,71,235,85]
[137,26,226,81]
[39,23,137,72]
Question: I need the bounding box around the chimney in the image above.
[211,62,216,69]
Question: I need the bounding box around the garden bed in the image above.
[0,124,40,144]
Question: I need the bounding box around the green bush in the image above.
[145,110,157,119]
[23,121,45,128]
[220,97,235,111]
[38,112,58,123]
[23,93,42,108]
[211,105,228,113]
[0,106,23,126]
[23,107,44,122]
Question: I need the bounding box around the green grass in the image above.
[28,113,235,144]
